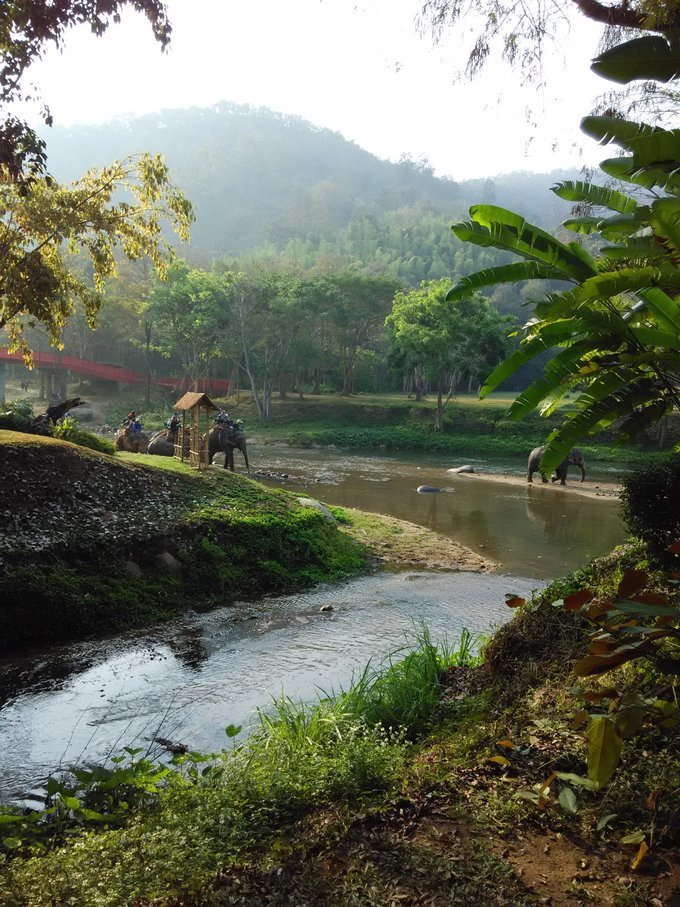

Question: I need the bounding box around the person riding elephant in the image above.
[527,445,586,485]
[115,424,150,454]
[206,421,249,473]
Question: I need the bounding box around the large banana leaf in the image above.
[599,156,680,194]
[651,198,680,261]
[505,340,610,419]
[479,335,553,398]
[577,267,680,304]
[552,180,638,214]
[637,287,680,332]
[458,205,597,280]
[539,378,661,471]
[601,237,666,261]
[581,116,667,150]
[591,36,680,85]
[445,262,566,301]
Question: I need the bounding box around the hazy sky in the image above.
[24,0,608,179]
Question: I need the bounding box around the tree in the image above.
[447,111,680,471]
[146,262,232,390]
[387,279,513,430]
[319,273,402,396]
[0,1,171,182]
[1,154,193,360]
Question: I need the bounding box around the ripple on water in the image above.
[0,570,541,800]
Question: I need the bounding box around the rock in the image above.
[320,604,334,612]
[297,497,336,521]
[124,560,142,578]
[417,485,440,493]
[153,551,182,574]
[447,465,475,474]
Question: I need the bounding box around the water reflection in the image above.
[1,570,540,800]
[254,445,625,579]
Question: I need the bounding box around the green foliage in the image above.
[0,632,460,904]
[1,154,194,360]
[620,454,680,563]
[450,114,680,473]
[0,398,34,431]
[52,417,114,454]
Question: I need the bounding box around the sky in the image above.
[22,0,610,180]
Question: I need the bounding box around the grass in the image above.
[0,629,475,906]
[0,433,369,649]
[1,545,678,905]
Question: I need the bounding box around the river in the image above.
[0,445,626,801]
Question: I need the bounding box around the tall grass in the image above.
[1,628,481,906]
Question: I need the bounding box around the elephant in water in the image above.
[206,424,249,473]
[115,426,150,454]
[527,445,585,485]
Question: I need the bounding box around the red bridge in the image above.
[0,348,230,393]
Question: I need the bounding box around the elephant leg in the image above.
[226,445,235,471]
[241,443,250,474]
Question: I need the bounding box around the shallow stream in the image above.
[0,446,626,800]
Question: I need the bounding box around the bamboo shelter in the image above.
[173,391,219,469]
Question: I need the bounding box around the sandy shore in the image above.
[340,510,497,572]
[445,470,620,501]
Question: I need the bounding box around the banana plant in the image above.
[447,115,680,472]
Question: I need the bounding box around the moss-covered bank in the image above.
[0,432,369,651]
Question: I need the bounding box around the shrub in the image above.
[620,454,680,564]
[0,399,35,432]
[53,416,114,454]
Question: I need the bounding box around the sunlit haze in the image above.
[23,0,607,179]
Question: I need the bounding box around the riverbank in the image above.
[0,431,491,651]
[204,394,664,465]
[1,542,677,906]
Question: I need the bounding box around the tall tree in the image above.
[387,278,513,429]
[318,273,402,396]
[0,154,193,360]
[0,1,171,182]
[146,262,232,390]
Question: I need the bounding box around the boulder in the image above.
[417,485,440,494]
[153,551,182,574]
[447,465,475,474]
[297,497,336,521]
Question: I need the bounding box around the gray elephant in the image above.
[206,424,250,473]
[115,426,150,454]
[147,429,176,457]
[527,445,585,485]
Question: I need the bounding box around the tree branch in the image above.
[569,0,644,29]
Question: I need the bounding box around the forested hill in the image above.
[43,102,577,263]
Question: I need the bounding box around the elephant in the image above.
[206,424,250,473]
[147,429,177,457]
[115,426,150,454]
[527,445,586,485]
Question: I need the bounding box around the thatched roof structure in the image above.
[173,391,218,412]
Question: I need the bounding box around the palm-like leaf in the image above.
[452,206,597,280]
[552,180,638,214]
[591,36,680,85]
[453,113,680,461]
[446,262,567,301]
